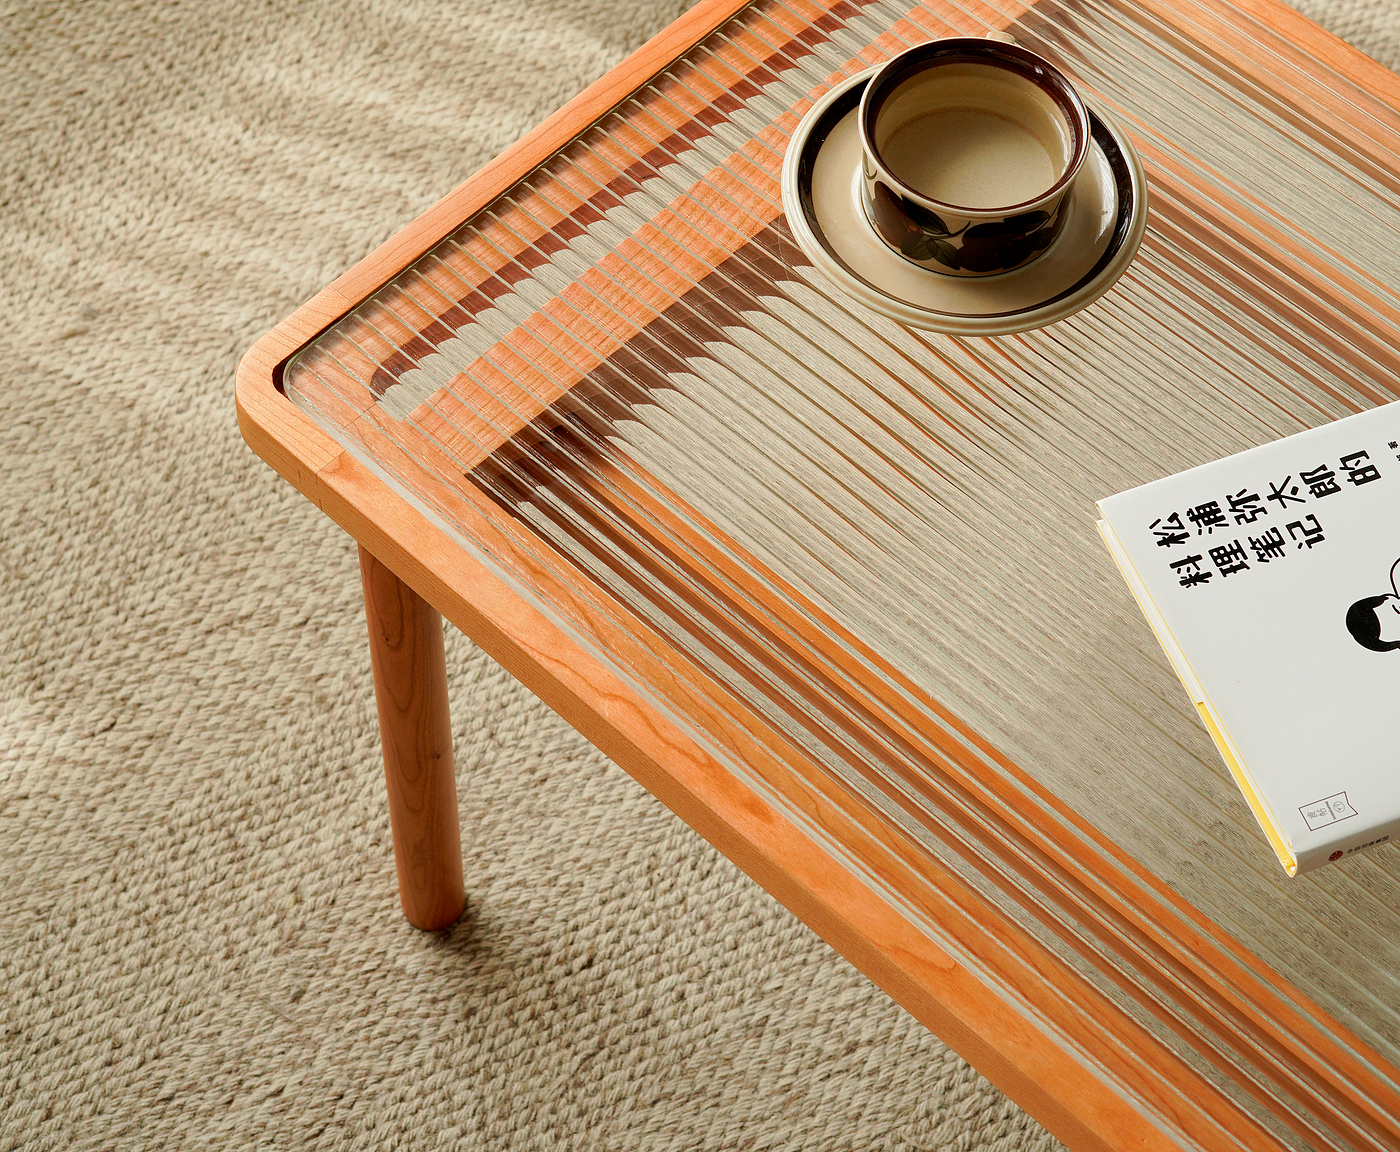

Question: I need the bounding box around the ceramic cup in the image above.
[858,38,1091,277]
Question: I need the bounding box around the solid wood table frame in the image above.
[236,1,1400,1147]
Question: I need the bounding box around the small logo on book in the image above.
[1300,792,1358,831]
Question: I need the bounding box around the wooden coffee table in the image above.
[236,0,1400,1147]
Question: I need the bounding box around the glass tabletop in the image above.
[282,0,1400,1143]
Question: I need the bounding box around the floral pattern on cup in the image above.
[866,170,1064,274]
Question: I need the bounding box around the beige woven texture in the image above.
[1,0,1397,1148]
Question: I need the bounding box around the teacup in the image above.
[858,38,1091,277]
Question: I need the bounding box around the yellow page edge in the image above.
[1095,520,1297,875]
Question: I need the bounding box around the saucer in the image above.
[780,71,1148,336]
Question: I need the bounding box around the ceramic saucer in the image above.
[780,71,1148,336]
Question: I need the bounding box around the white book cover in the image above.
[1096,401,1400,875]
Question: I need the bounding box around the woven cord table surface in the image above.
[283,0,1400,1146]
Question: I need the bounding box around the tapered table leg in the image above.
[359,545,466,930]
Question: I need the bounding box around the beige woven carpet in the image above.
[1,0,1396,1148]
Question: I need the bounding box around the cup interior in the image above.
[869,57,1078,212]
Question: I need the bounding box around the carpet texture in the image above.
[1,1,1397,1148]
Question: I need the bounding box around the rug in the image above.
[1,0,1396,1147]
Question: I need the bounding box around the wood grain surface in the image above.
[360,546,466,930]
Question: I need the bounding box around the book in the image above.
[1096,401,1400,875]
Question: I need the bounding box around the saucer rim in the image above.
[781,70,1148,335]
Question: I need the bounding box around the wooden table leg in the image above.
[359,545,466,930]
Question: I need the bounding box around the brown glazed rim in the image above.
[859,38,1092,216]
